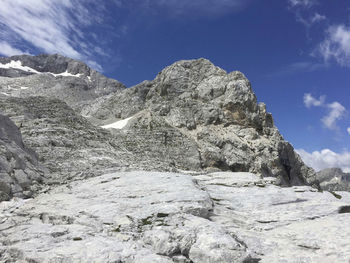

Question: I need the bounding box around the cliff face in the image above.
[0,55,317,187]
[84,58,317,186]
[0,113,44,201]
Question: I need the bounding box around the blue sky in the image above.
[0,0,349,172]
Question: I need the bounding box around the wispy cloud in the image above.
[296,12,326,29]
[288,0,317,8]
[297,148,350,172]
[0,0,109,71]
[303,93,347,130]
[321,102,346,130]
[347,127,350,135]
[0,41,28,56]
[303,93,325,108]
[316,24,350,67]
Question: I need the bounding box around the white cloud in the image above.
[296,148,350,172]
[296,12,326,29]
[317,24,350,66]
[310,13,326,24]
[303,93,325,108]
[288,0,317,8]
[347,127,350,135]
[0,41,26,57]
[0,0,105,71]
[303,93,347,130]
[322,102,346,130]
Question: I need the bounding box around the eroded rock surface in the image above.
[0,172,348,262]
[0,113,44,201]
[85,59,317,186]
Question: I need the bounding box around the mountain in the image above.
[0,54,125,113]
[2,54,350,262]
[0,55,317,187]
[317,168,350,191]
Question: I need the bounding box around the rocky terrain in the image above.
[317,168,350,191]
[0,113,44,201]
[0,54,349,262]
[1,172,349,262]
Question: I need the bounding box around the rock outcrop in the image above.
[0,113,44,201]
[84,59,317,186]
[0,172,349,262]
[317,168,350,191]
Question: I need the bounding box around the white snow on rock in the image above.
[50,71,83,78]
[101,116,133,129]
[20,86,29,90]
[0,60,41,74]
[0,60,83,78]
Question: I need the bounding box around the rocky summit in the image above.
[0,54,349,262]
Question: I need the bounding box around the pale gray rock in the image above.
[193,172,350,262]
[0,172,249,262]
[0,171,348,262]
[0,113,44,201]
[317,168,350,191]
[0,97,203,184]
[84,58,316,186]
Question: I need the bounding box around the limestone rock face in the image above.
[0,55,316,187]
[85,59,317,186]
[317,168,350,191]
[0,113,44,201]
[0,171,348,263]
[0,97,201,184]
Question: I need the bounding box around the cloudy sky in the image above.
[0,0,349,172]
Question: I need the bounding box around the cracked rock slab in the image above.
[0,172,249,263]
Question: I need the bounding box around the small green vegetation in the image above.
[330,191,342,199]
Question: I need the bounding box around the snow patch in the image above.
[51,71,83,78]
[20,86,29,90]
[0,60,83,78]
[0,60,41,74]
[101,117,133,130]
[1,92,9,96]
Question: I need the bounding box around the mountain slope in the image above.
[0,55,317,187]
[0,54,125,112]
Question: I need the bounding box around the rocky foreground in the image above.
[1,172,350,262]
[0,54,349,262]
